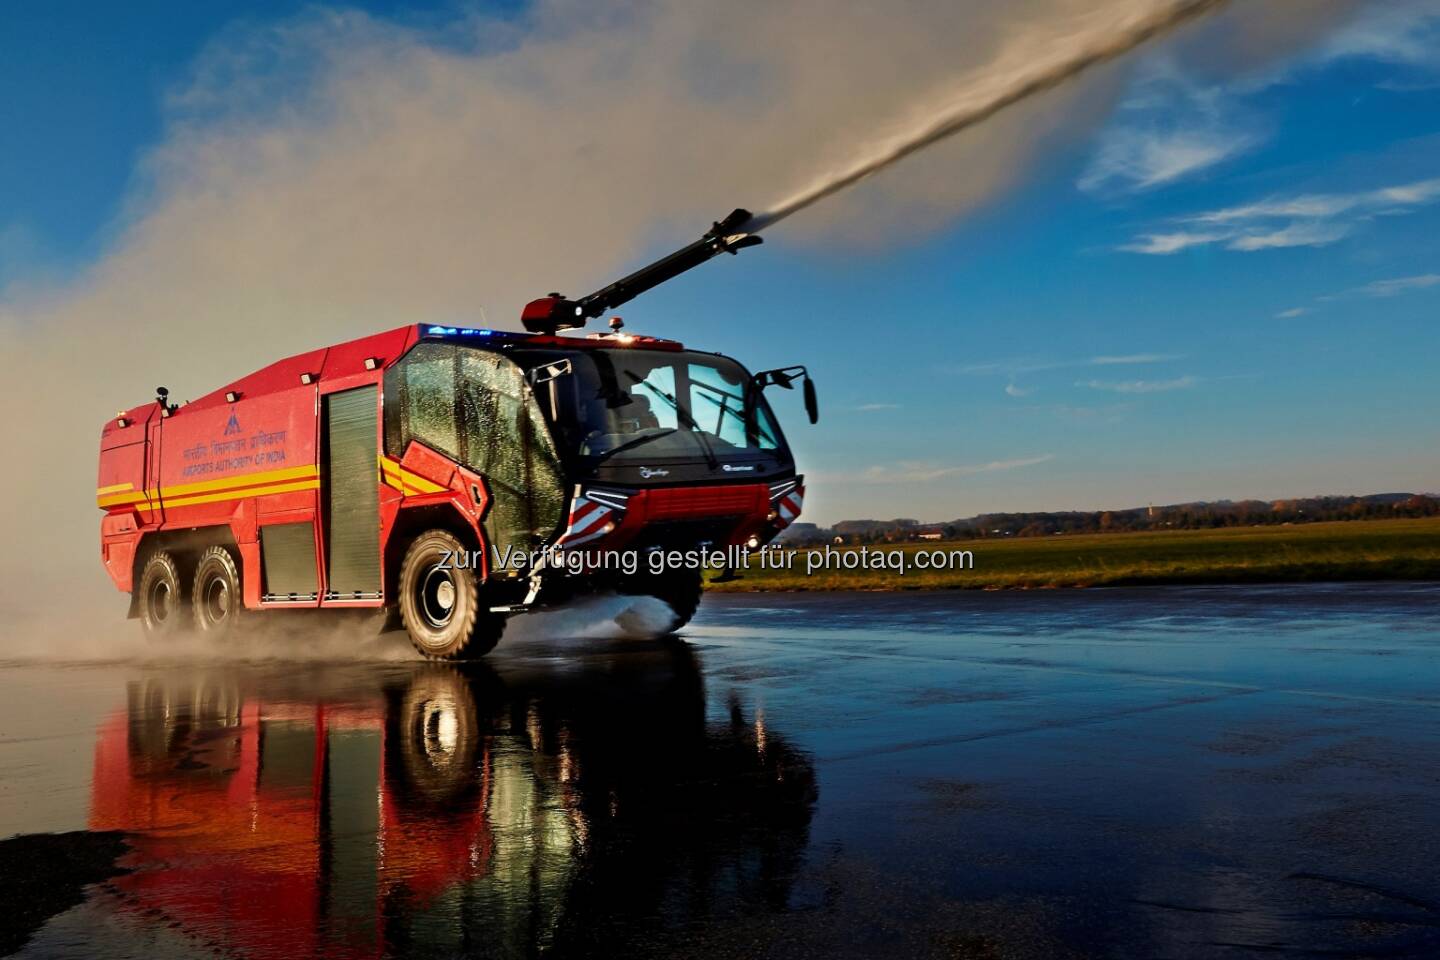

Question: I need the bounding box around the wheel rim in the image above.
[202,575,230,624]
[149,579,173,624]
[418,563,457,633]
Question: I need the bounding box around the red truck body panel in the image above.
[97,323,799,615]
[96,326,429,608]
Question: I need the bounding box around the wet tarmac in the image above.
[2,582,1438,958]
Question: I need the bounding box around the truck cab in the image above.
[379,327,810,656]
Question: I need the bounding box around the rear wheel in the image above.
[398,530,505,660]
[192,545,243,637]
[137,551,186,638]
[619,568,703,634]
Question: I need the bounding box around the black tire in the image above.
[137,551,187,638]
[619,568,703,634]
[398,530,505,660]
[192,545,243,637]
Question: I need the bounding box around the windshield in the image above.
[516,348,784,465]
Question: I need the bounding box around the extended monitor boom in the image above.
[521,208,761,334]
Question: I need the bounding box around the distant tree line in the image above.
[780,494,1440,545]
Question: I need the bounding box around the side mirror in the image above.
[752,366,818,425]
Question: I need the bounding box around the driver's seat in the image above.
[628,394,661,431]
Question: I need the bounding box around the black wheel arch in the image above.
[383,504,486,610]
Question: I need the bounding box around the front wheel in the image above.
[398,530,505,660]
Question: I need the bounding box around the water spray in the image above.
[525,0,1231,331]
[747,0,1232,233]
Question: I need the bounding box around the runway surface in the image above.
[2,582,1438,958]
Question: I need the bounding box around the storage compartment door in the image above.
[323,386,382,598]
[260,522,319,601]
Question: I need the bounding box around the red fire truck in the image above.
[96,210,814,658]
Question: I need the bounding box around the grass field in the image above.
[706,517,1440,591]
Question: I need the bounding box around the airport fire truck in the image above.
[96,210,814,658]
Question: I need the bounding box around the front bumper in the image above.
[555,477,804,553]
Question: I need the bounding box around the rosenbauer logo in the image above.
[722,464,755,472]
[638,466,669,478]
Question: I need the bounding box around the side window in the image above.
[752,402,781,450]
[385,344,564,551]
[460,352,565,551]
[384,343,460,460]
[459,352,523,481]
[404,346,459,458]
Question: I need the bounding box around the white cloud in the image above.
[1192,178,1440,226]
[1079,64,1263,194]
[1077,375,1198,394]
[849,454,1055,484]
[1090,353,1181,365]
[1377,77,1440,92]
[960,353,1182,376]
[1083,3,1440,201]
[1372,178,1440,206]
[956,358,1060,376]
[1352,273,1440,297]
[1004,382,1033,398]
[1227,221,1350,251]
[1276,271,1440,317]
[1121,176,1440,255]
[1318,1,1440,69]
[853,402,901,411]
[1119,231,1228,255]
[1189,196,1358,224]
[1080,127,1259,194]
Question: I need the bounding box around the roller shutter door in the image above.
[324,386,381,598]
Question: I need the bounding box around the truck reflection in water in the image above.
[89,647,816,958]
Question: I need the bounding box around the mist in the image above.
[0,0,1364,638]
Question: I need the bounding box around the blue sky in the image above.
[3,1,1438,525]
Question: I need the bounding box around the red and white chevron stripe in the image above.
[774,485,804,528]
[556,495,617,548]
